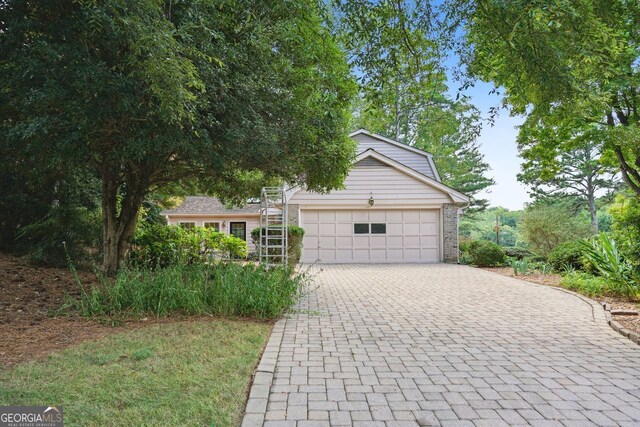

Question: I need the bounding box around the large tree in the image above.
[517,123,620,233]
[449,0,640,197]
[0,0,356,274]
[334,1,494,211]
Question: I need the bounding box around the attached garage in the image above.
[287,130,470,264]
[301,209,440,263]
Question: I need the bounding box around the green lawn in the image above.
[0,319,271,427]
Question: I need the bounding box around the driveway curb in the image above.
[241,317,286,427]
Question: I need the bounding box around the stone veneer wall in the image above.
[287,204,300,227]
[443,203,459,263]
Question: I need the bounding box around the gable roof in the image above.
[161,196,260,216]
[349,129,442,182]
[355,149,469,203]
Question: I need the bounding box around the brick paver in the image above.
[243,264,640,426]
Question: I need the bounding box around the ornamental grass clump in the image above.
[71,262,304,319]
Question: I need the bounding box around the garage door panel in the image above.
[304,248,319,263]
[403,223,420,234]
[421,248,438,259]
[386,211,403,221]
[370,235,386,248]
[319,211,336,222]
[387,224,403,235]
[320,249,335,260]
[352,211,368,221]
[354,249,369,261]
[370,249,387,260]
[387,236,404,248]
[337,249,353,261]
[403,211,420,221]
[353,235,369,246]
[336,223,351,236]
[320,236,335,247]
[404,236,420,247]
[301,209,440,263]
[420,210,438,221]
[322,224,336,235]
[420,223,438,235]
[336,210,352,222]
[369,210,386,221]
[305,223,319,235]
[388,249,404,260]
[421,235,438,247]
[337,236,352,246]
[404,248,421,261]
[305,210,319,221]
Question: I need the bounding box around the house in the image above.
[163,129,470,263]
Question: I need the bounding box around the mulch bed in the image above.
[0,252,130,368]
[0,252,213,368]
[482,267,640,340]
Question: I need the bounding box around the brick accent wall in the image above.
[287,204,300,226]
[443,203,459,263]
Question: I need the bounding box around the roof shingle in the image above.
[161,196,260,215]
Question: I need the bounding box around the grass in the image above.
[0,319,271,427]
[68,262,304,319]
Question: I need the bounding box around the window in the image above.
[354,223,369,234]
[229,222,247,241]
[178,222,195,229]
[371,223,386,234]
[204,222,220,231]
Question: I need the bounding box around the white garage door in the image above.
[301,209,440,263]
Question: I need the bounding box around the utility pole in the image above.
[495,214,500,246]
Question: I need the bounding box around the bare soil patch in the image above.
[0,252,131,367]
[482,266,640,340]
[0,252,266,368]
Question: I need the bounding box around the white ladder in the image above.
[259,187,288,268]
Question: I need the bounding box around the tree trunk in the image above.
[587,193,598,234]
[101,168,144,276]
[585,174,598,235]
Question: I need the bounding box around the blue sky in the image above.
[446,78,531,211]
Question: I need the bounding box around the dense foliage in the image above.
[0,0,355,273]
[129,225,247,268]
[547,241,586,272]
[454,0,640,198]
[520,203,591,257]
[70,262,303,319]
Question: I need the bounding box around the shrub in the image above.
[560,271,611,297]
[580,233,639,298]
[520,204,591,257]
[468,240,506,267]
[503,247,535,260]
[17,206,101,266]
[547,241,585,272]
[71,263,304,319]
[609,192,640,269]
[128,224,247,268]
[251,225,305,267]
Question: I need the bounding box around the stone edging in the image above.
[241,317,287,427]
[603,304,640,345]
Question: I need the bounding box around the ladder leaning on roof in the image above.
[259,187,288,269]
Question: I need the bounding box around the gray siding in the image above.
[353,134,437,180]
[289,164,452,206]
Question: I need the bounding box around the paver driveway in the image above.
[243,264,640,427]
